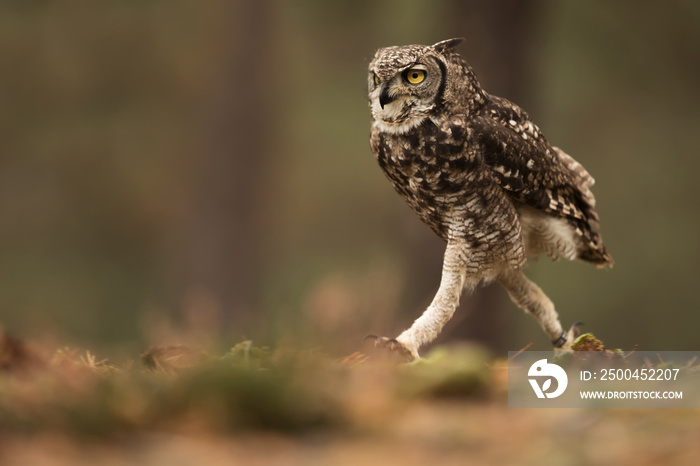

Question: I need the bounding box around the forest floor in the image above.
[0,333,698,466]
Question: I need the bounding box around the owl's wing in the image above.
[469,95,599,228]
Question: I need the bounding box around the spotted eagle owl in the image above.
[366,38,612,360]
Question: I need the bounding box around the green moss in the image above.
[571,333,606,351]
[398,344,490,398]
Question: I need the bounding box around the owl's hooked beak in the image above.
[379,82,396,109]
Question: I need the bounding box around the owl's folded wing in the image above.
[469,96,598,227]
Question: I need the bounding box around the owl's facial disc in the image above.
[369,78,412,124]
[369,57,442,127]
[378,65,428,109]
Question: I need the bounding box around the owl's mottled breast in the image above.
[371,112,527,270]
[371,117,483,239]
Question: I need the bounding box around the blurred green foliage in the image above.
[2,339,699,464]
[0,1,699,354]
[0,341,344,437]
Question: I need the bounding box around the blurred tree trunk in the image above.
[173,2,275,331]
[409,0,543,352]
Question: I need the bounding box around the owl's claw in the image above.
[363,334,416,362]
[570,321,584,337]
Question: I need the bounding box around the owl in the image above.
[366,38,612,360]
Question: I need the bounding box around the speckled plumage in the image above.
[367,39,612,360]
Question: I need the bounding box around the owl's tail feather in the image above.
[552,146,599,221]
[552,146,613,268]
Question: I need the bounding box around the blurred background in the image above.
[1,0,699,356]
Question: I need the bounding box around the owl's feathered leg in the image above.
[497,268,577,349]
[367,242,471,361]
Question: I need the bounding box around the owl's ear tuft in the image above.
[432,38,464,53]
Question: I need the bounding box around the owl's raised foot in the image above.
[363,334,417,362]
[552,322,584,351]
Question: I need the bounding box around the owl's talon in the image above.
[569,322,586,338]
[570,321,584,339]
[363,334,415,361]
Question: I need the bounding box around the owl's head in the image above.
[368,38,478,131]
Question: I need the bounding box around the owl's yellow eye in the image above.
[373,74,380,86]
[405,69,426,84]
